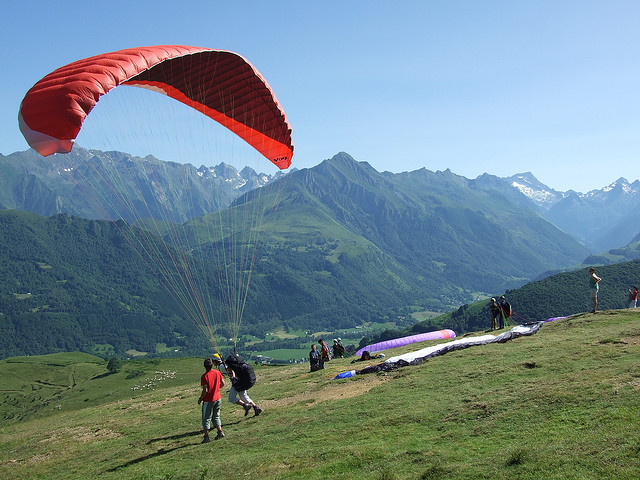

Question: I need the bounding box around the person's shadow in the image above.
[146,430,202,444]
[105,441,194,472]
[105,420,245,473]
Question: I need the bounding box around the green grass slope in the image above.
[1,310,639,479]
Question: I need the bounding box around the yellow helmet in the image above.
[212,353,222,363]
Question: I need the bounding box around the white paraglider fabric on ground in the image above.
[333,319,568,380]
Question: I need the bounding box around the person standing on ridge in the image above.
[628,286,638,309]
[498,296,511,329]
[198,357,225,443]
[490,298,500,330]
[589,268,601,313]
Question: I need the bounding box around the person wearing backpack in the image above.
[318,338,332,368]
[498,296,512,329]
[224,353,263,417]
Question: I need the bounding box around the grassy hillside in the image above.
[2,310,639,479]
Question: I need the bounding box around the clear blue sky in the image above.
[2,1,639,192]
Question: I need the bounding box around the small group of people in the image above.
[309,338,333,372]
[489,296,511,330]
[590,267,639,311]
[198,353,263,444]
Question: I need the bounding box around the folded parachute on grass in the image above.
[334,317,569,380]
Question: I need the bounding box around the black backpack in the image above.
[225,353,256,391]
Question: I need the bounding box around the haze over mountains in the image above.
[0,148,599,292]
[486,172,640,252]
[3,148,638,253]
[1,148,639,358]
[0,148,284,223]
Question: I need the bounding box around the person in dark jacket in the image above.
[490,298,500,330]
[225,354,263,416]
[309,344,321,372]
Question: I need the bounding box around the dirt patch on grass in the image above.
[260,372,387,410]
[8,452,53,466]
[124,395,182,411]
[39,426,122,444]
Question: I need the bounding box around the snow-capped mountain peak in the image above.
[506,172,561,208]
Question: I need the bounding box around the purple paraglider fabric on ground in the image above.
[333,321,550,379]
[355,329,456,357]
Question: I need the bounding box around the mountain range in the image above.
[2,148,598,294]
[1,147,639,358]
[0,148,284,223]
[480,172,640,252]
[4,148,638,254]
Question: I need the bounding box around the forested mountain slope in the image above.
[0,151,603,359]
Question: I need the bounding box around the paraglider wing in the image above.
[355,329,456,357]
[335,321,550,380]
[18,45,293,168]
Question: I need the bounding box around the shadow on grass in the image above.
[147,430,201,444]
[106,443,194,473]
[108,422,246,473]
[145,418,246,445]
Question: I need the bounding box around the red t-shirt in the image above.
[200,369,223,402]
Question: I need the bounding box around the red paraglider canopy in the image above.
[18,45,293,169]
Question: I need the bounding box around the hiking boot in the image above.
[253,406,263,416]
[214,431,225,440]
[244,404,252,416]
[201,436,210,443]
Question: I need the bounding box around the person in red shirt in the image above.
[198,356,226,442]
